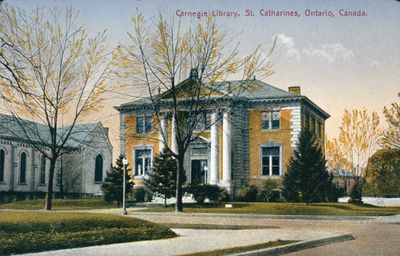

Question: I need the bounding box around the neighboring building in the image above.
[115,74,329,195]
[331,168,359,195]
[0,114,112,202]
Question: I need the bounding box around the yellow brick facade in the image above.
[248,109,293,184]
[125,114,160,183]
[117,80,330,194]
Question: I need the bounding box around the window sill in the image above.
[94,181,103,184]
[260,128,281,131]
[18,183,27,185]
[133,175,148,180]
[260,175,282,178]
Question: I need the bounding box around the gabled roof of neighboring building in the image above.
[0,113,50,144]
[0,113,106,149]
[58,123,100,148]
[115,78,330,119]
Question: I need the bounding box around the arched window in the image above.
[40,156,46,185]
[0,149,5,183]
[94,154,103,182]
[20,152,27,183]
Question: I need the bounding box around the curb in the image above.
[132,211,377,221]
[231,234,355,256]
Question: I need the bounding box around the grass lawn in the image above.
[178,240,297,256]
[0,198,117,210]
[0,211,176,255]
[138,202,400,216]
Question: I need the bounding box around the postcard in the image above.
[0,0,399,255]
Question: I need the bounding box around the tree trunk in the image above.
[45,159,57,210]
[60,167,64,199]
[164,197,167,208]
[60,155,64,199]
[175,156,184,212]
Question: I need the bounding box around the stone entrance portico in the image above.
[157,110,233,191]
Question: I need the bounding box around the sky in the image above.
[3,0,400,158]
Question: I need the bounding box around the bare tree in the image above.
[113,14,275,212]
[0,5,111,210]
[327,109,382,176]
[381,101,400,149]
[326,137,353,171]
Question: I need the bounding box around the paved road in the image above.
[285,220,400,256]
[133,213,400,256]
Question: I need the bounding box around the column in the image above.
[210,112,219,185]
[171,115,177,155]
[158,114,168,153]
[222,111,232,191]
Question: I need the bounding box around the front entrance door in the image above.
[191,160,207,184]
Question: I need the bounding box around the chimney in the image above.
[189,68,198,81]
[288,86,301,96]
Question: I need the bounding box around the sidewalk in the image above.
[20,227,349,256]
[18,211,400,256]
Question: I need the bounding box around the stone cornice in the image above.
[116,95,330,119]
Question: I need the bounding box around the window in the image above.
[94,154,103,182]
[305,113,310,129]
[261,111,280,130]
[134,149,152,176]
[311,116,316,135]
[0,149,4,182]
[136,116,152,133]
[40,156,46,185]
[20,152,27,183]
[318,122,322,138]
[261,146,280,176]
